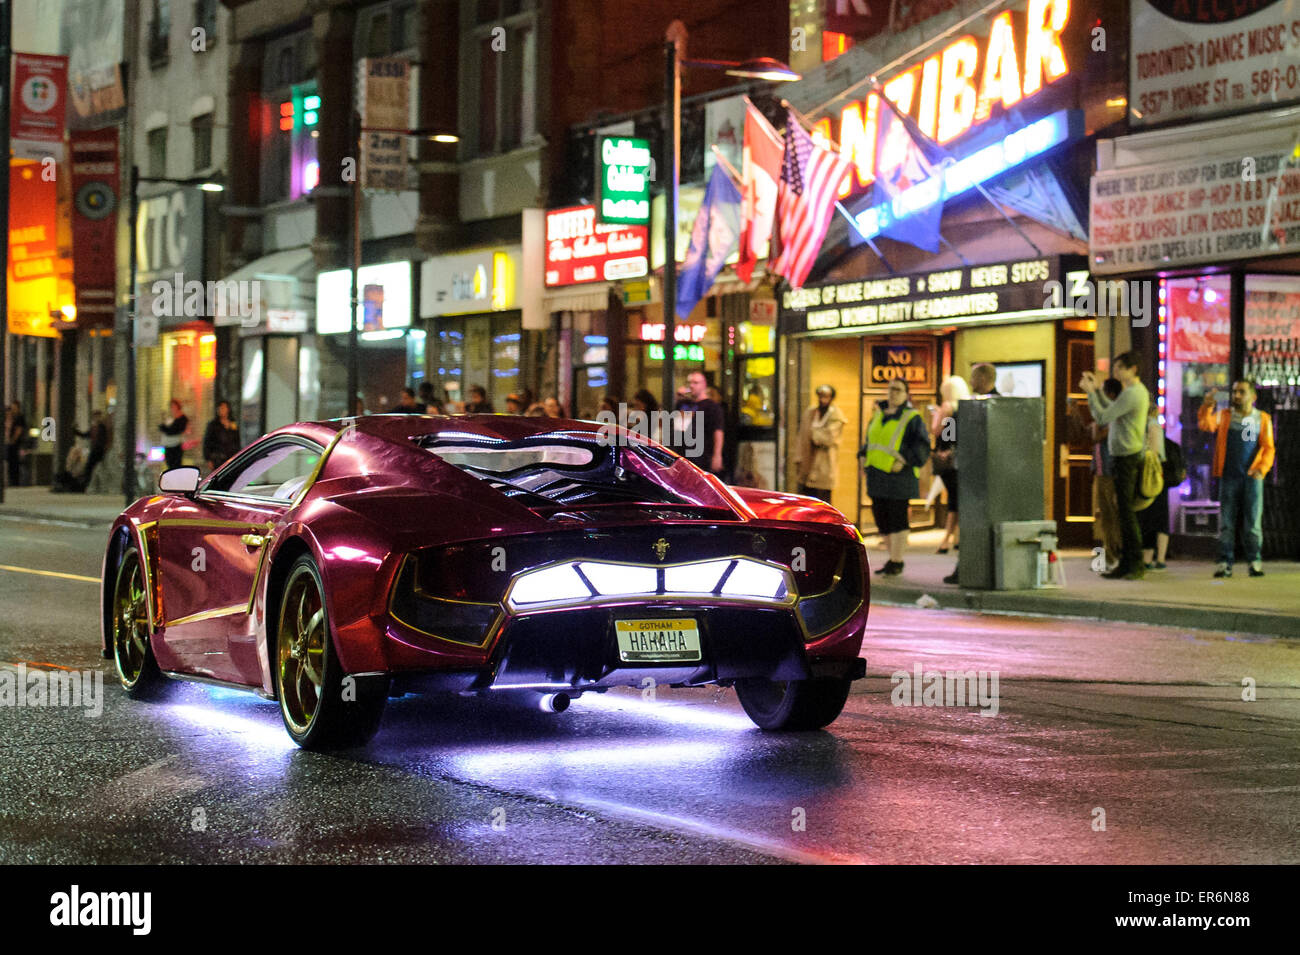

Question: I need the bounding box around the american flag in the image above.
[769,109,852,289]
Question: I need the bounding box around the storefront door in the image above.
[1055,328,1096,547]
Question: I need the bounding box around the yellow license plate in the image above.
[615,618,702,663]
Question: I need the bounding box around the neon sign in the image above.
[649,343,706,362]
[640,322,707,343]
[813,0,1072,197]
[854,109,1078,242]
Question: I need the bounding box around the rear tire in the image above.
[111,547,173,700]
[276,555,387,749]
[735,676,852,731]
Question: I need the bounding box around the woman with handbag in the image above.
[929,376,970,553]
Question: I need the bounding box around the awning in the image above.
[213,247,316,332]
[542,283,613,313]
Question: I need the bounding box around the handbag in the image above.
[1134,449,1164,511]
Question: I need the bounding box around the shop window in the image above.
[194,0,218,44]
[147,127,168,179]
[261,32,318,203]
[191,113,213,172]
[464,0,536,156]
[148,0,171,68]
[1162,276,1231,536]
[1244,275,1300,557]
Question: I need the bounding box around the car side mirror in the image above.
[159,466,201,495]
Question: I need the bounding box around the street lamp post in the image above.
[659,21,799,413]
[0,0,11,505]
[123,171,224,506]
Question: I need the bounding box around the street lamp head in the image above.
[198,182,224,192]
[725,57,801,82]
[429,133,459,143]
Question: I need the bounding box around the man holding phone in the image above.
[1198,381,1274,578]
[1081,352,1149,580]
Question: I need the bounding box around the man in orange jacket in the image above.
[1198,381,1275,578]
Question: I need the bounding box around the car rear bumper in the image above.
[382,604,867,694]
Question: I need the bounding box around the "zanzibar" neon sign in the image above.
[812,0,1072,197]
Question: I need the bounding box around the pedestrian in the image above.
[504,393,526,414]
[859,379,931,576]
[632,389,665,444]
[417,381,435,412]
[794,384,845,505]
[1198,380,1274,578]
[930,375,970,554]
[1090,378,1124,573]
[524,402,547,417]
[600,394,620,415]
[394,387,422,413]
[203,400,242,474]
[80,410,111,491]
[1139,398,1170,570]
[673,371,725,477]
[969,362,1000,397]
[1081,351,1149,580]
[5,401,27,486]
[542,396,566,418]
[159,399,188,471]
[464,385,494,414]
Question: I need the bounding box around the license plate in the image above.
[615,618,702,663]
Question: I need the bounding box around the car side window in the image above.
[207,443,321,501]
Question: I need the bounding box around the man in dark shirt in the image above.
[394,388,422,413]
[673,371,725,476]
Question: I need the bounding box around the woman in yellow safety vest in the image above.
[858,379,933,576]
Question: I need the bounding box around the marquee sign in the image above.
[779,256,1076,334]
[808,0,1076,199]
[597,136,652,225]
[545,204,649,287]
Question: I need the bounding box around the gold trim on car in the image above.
[166,603,248,627]
[386,554,504,649]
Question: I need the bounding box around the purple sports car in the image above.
[101,415,869,748]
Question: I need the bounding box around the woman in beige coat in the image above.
[795,385,846,505]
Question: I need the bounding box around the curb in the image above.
[0,509,116,530]
[871,582,1300,640]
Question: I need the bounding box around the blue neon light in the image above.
[855,110,1076,242]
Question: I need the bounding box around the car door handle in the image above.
[241,534,267,548]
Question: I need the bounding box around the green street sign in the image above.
[597,136,651,225]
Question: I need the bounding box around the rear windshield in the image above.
[412,432,727,513]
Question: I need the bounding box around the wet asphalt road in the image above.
[1,514,1298,864]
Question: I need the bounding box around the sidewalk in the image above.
[0,486,127,528]
[869,529,1300,639]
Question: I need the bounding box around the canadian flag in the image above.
[736,102,783,283]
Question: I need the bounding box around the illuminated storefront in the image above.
[1091,107,1300,558]
[780,256,1089,532]
[315,260,421,416]
[768,0,1123,540]
[421,247,531,412]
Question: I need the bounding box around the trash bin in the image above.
[993,520,1059,590]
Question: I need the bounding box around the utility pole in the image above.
[123,164,139,506]
[349,110,361,415]
[0,0,11,504]
[660,23,683,413]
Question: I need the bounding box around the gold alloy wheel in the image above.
[278,567,327,734]
[113,555,150,687]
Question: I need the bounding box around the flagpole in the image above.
[709,145,743,188]
[834,201,897,275]
[801,0,1009,120]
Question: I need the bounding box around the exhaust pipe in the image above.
[538,692,570,713]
